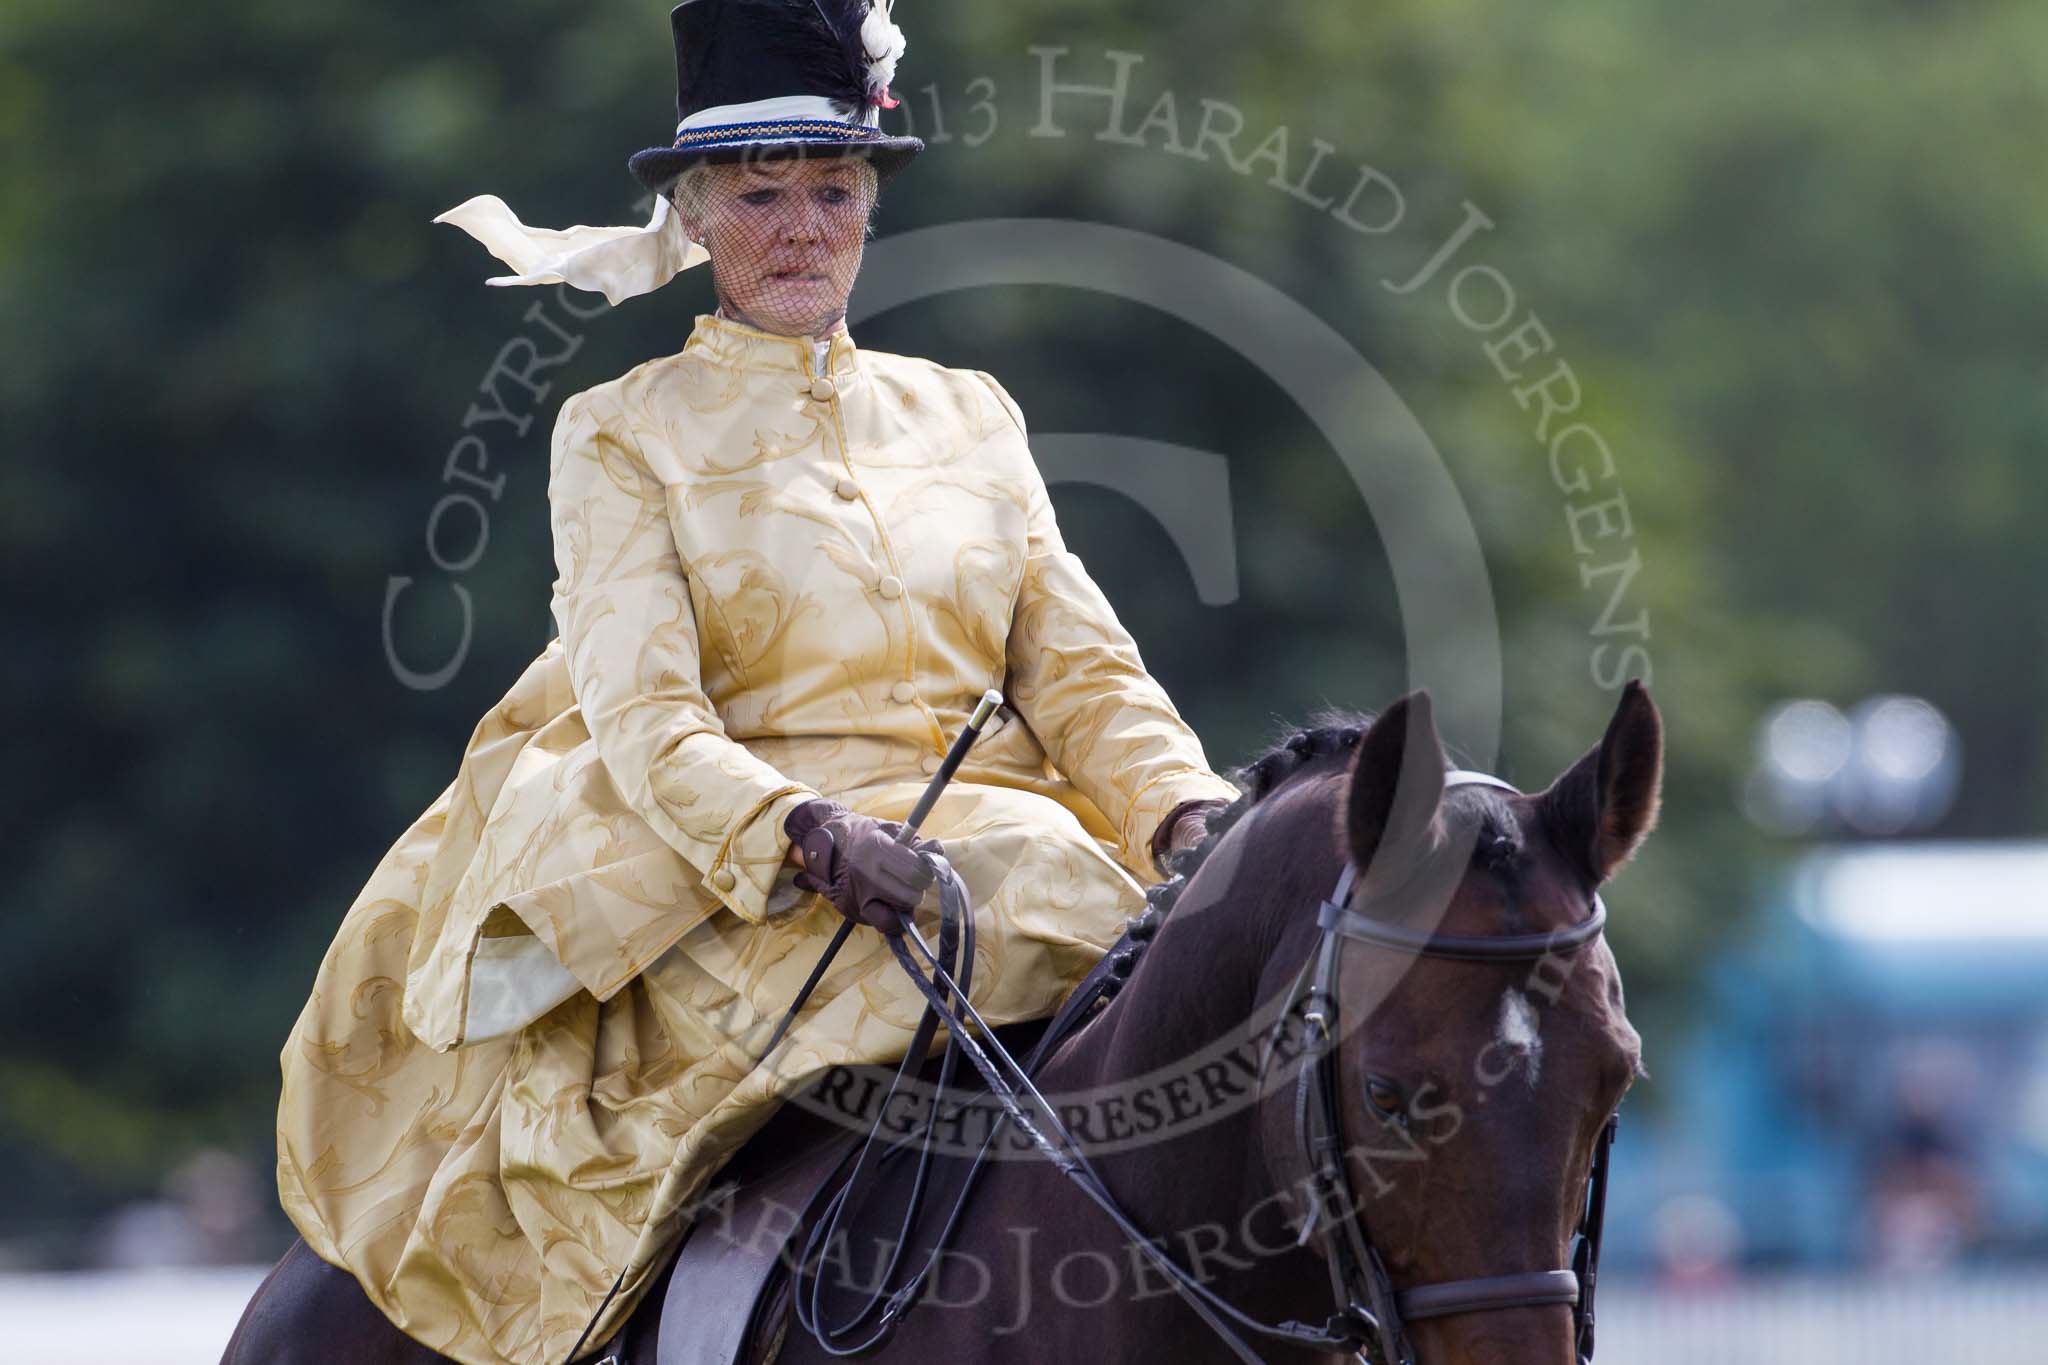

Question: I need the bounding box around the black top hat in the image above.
[627,0,923,195]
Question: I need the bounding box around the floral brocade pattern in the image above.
[275,314,1240,1364]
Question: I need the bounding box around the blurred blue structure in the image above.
[1606,841,2048,1272]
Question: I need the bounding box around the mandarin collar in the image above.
[682,313,860,378]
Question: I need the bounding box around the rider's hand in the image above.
[783,798,942,933]
[1150,797,1230,874]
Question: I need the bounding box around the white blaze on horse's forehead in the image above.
[1493,988,1543,1086]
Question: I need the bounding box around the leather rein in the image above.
[774,769,1620,1365]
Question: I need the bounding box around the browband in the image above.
[1321,769,1608,961]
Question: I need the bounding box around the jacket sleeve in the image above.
[548,387,819,924]
[973,371,1241,883]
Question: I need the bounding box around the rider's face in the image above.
[678,157,877,338]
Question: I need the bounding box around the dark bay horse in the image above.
[224,683,1660,1365]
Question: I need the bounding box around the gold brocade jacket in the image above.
[275,313,1240,1365]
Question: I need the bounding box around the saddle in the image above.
[640,1016,1056,1365]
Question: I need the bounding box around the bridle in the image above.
[776,768,1620,1365]
[1280,769,1618,1365]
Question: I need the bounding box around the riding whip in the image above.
[751,689,1003,1064]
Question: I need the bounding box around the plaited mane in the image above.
[1145,709,1523,921]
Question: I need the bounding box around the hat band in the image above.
[673,93,884,150]
[671,118,889,150]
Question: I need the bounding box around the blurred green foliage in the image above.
[3,0,2041,1262]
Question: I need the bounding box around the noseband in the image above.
[1282,770,1618,1365]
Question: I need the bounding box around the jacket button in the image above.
[920,753,941,775]
[877,575,902,599]
[834,477,860,500]
[710,867,737,892]
[891,680,917,704]
[809,376,838,401]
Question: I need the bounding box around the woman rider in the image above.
[236,3,1239,1362]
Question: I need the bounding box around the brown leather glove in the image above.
[784,798,943,933]
[1150,797,1230,874]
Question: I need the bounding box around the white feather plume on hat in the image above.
[858,0,906,105]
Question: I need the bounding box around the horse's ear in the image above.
[1345,690,1448,892]
[1540,679,1664,885]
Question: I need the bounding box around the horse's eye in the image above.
[1364,1076,1404,1118]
